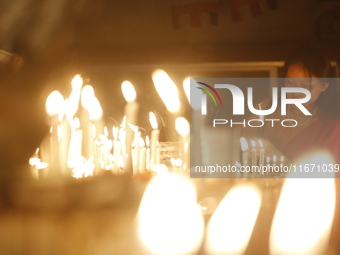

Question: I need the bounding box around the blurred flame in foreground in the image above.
[206,183,261,255]
[137,174,204,254]
[270,151,336,255]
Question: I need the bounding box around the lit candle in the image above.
[152,69,180,141]
[250,140,257,166]
[137,174,204,255]
[146,136,151,170]
[81,85,96,162]
[122,81,139,175]
[113,126,120,173]
[240,137,250,167]
[130,124,141,176]
[270,152,336,255]
[206,183,262,254]
[58,100,72,176]
[45,90,64,177]
[175,117,190,172]
[149,112,160,168]
[139,137,146,173]
[258,140,265,166]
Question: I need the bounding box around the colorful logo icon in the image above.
[196,82,223,106]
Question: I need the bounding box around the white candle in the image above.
[146,136,151,170]
[240,137,250,167]
[80,85,96,162]
[149,112,160,167]
[45,90,64,177]
[258,140,265,167]
[139,138,146,173]
[175,117,190,172]
[130,124,141,176]
[58,110,71,176]
[250,140,257,166]
[122,81,139,175]
[113,126,120,173]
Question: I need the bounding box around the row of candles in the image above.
[137,151,336,254]
[30,71,191,179]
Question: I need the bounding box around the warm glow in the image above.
[81,85,95,110]
[129,123,139,133]
[175,117,189,137]
[206,183,262,255]
[152,69,180,113]
[170,158,182,167]
[74,118,80,129]
[183,77,191,103]
[146,136,150,147]
[121,81,136,102]
[46,91,64,116]
[70,156,95,178]
[71,74,83,90]
[151,164,168,175]
[240,137,249,152]
[29,158,41,166]
[88,97,103,121]
[149,112,158,130]
[137,174,204,254]
[139,137,145,147]
[270,152,336,255]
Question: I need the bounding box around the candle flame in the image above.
[137,174,204,254]
[74,118,81,129]
[250,140,256,148]
[152,69,180,113]
[129,123,139,133]
[175,117,190,137]
[240,137,249,152]
[104,126,109,137]
[149,112,158,130]
[258,140,264,148]
[46,91,64,116]
[88,97,103,121]
[266,156,270,163]
[270,152,336,255]
[81,85,95,110]
[280,156,284,162]
[206,183,261,255]
[71,74,83,90]
[235,161,241,167]
[121,81,136,102]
